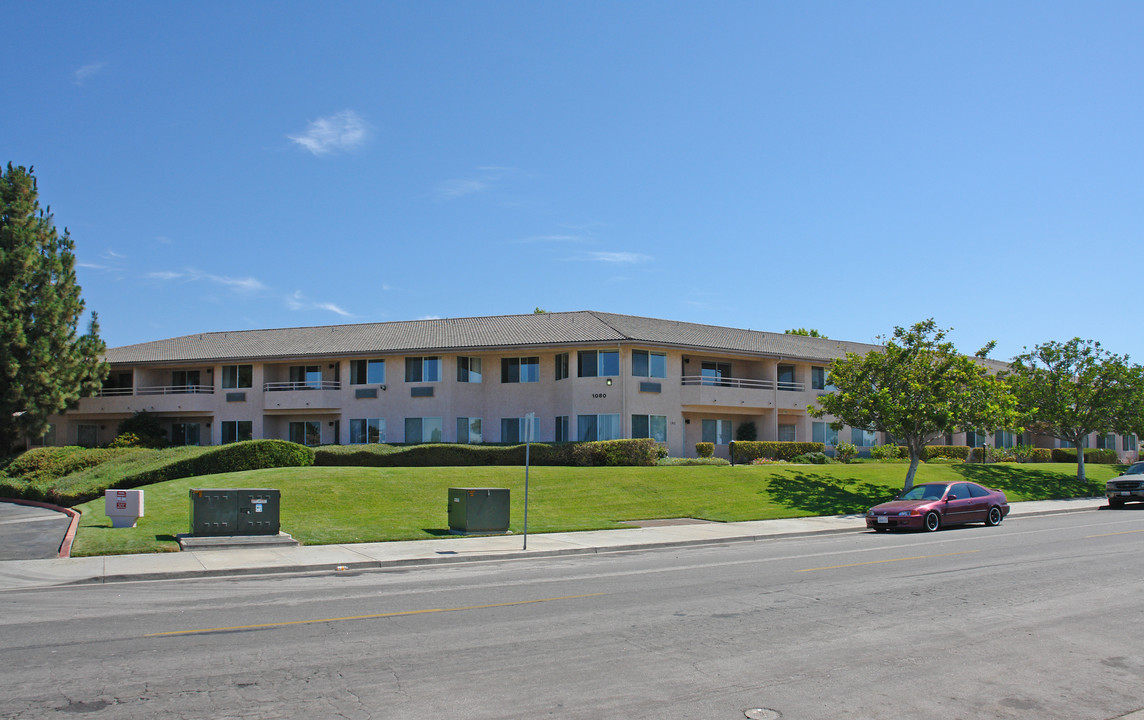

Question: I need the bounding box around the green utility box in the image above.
[189,488,281,536]
[448,487,510,534]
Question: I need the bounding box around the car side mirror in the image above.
[946,494,958,501]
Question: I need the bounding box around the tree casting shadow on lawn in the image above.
[766,474,897,516]
[949,464,1104,499]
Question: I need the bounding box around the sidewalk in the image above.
[0,498,1106,591]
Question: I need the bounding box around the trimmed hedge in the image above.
[923,445,971,461]
[695,442,714,459]
[1050,448,1119,464]
[5,446,137,485]
[732,441,825,463]
[314,439,660,468]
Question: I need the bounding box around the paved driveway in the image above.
[0,501,71,560]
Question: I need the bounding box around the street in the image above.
[2,509,1142,719]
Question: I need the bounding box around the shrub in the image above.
[870,444,903,461]
[696,442,714,459]
[1029,448,1053,463]
[791,452,831,464]
[1051,448,1119,464]
[116,411,167,448]
[113,440,315,490]
[923,445,970,461]
[5,447,136,485]
[731,441,826,463]
[315,440,659,468]
[658,456,730,466]
[735,421,758,441]
[1012,444,1038,463]
[833,441,857,463]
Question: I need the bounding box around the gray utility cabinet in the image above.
[448,488,510,533]
[189,488,281,536]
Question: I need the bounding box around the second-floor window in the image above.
[457,357,482,383]
[350,359,385,385]
[405,356,440,383]
[777,364,796,391]
[632,350,666,379]
[501,357,540,383]
[578,350,619,378]
[555,353,569,381]
[222,365,253,389]
[811,366,827,390]
[289,365,322,389]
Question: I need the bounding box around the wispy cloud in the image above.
[288,110,369,155]
[514,234,587,245]
[73,62,106,86]
[577,251,653,264]
[287,291,352,317]
[146,268,266,293]
[433,166,517,201]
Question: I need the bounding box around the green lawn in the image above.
[69,461,1115,557]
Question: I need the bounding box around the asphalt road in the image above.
[2,509,1142,720]
[0,502,69,560]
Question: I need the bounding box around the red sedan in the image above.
[866,481,1010,532]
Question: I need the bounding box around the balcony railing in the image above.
[680,376,806,392]
[263,381,342,392]
[97,385,215,397]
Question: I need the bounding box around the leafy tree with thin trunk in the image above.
[809,319,1018,491]
[1005,338,1143,482]
[0,163,107,451]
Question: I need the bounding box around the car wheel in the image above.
[1109,498,1125,509]
[985,506,1003,526]
[924,511,941,532]
[873,526,888,533]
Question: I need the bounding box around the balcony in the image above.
[264,381,341,392]
[96,385,215,397]
[80,384,217,414]
[680,375,808,411]
[262,380,343,412]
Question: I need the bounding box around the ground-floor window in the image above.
[995,430,1017,448]
[1097,433,1117,450]
[701,419,732,445]
[289,421,321,446]
[404,417,442,443]
[632,415,667,443]
[171,422,202,446]
[1124,434,1138,452]
[77,424,97,448]
[812,422,838,446]
[457,417,482,444]
[851,428,877,447]
[350,418,385,444]
[578,414,621,442]
[501,416,539,443]
[555,415,570,442]
[778,423,796,442]
[221,420,252,444]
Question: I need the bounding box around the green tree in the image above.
[809,319,1017,491]
[785,328,827,338]
[0,163,107,451]
[1005,338,1143,482]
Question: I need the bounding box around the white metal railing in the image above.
[133,385,215,396]
[680,375,807,392]
[263,381,342,392]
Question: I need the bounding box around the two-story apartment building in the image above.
[41,311,1139,460]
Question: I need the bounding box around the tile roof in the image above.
[104,311,883,366]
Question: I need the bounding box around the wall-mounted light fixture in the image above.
[606,378,612,386]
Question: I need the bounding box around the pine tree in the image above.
[0,163,107,451]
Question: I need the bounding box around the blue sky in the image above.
[4,2,1143,363]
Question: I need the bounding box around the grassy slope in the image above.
[69,462,1115,557]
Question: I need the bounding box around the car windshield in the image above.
[1123,463,1144,476]
[900,484,948,501]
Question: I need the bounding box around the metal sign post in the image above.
[523,412,534,550]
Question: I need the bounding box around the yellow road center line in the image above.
[798,550,980,572]
[145,593,605,637]
[1086,528,1144,538]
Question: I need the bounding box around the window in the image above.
[457,417,482,444]
[777,364,796,391]
[172,422,202,446]
[578,414,621,441]
[555,353,569,381]
[350,359,386,385]
[578,350,619,378]
[778,424,796,442]
[702,419,733,445]
[289,365,322,389]
[1097,433,1117,450]
[289,421,321,446]
[811,366,829,391]
[555,415,570,442]
[221,420,252,444]
[32,424,56,447]
[632,414,667,443]
[222,365,253,389]
[77,424,97,447]
[812,422,838,446]
[404,417,443,443]
[501,357,540,383]
[457,357,482,383]
[632,350,667,379]
[1124,434,1138,452]
[405,357,441,383]
[701,361,731,386]
[501,416,540,443]
[852,428,877,447]
[350,418,385,444]
[995,430,1017,448]
[102,372,133,394]
[172,370,201,391]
